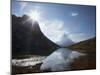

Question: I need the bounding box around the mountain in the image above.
[12,15,60,59]
[56,33,74,47]
[68,37,96,53]
[68,37,96,70]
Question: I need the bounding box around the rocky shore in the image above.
[12,63,42,74]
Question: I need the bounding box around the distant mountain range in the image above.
[12,15,59,59]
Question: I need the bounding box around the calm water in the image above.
[12,48,85,71]
[40,48,85,71]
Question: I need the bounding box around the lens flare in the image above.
[28,10,41,22]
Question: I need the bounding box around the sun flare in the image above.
[28,10,41,22]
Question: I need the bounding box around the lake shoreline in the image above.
[12,60,96,74]
[12,63,42,74]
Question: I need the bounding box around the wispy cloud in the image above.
[71,12,79,16]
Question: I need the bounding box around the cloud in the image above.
[68,33,93,42]
[17,2,89,43]
[39,19,69,43]
[71,12,79,16]
[30,8,70,43]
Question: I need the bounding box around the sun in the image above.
[28,10,41,22]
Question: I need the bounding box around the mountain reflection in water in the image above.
[12,48,85,72]
[40,48,85,71]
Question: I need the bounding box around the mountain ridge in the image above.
[68,37,96,70]
[12,14,60,59]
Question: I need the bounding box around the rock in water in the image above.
[12,15,59,59]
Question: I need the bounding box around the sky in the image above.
[12,0,96,43]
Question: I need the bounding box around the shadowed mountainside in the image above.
[68,37,96,53]
[68,37,96,70]
[12,15,60,59]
